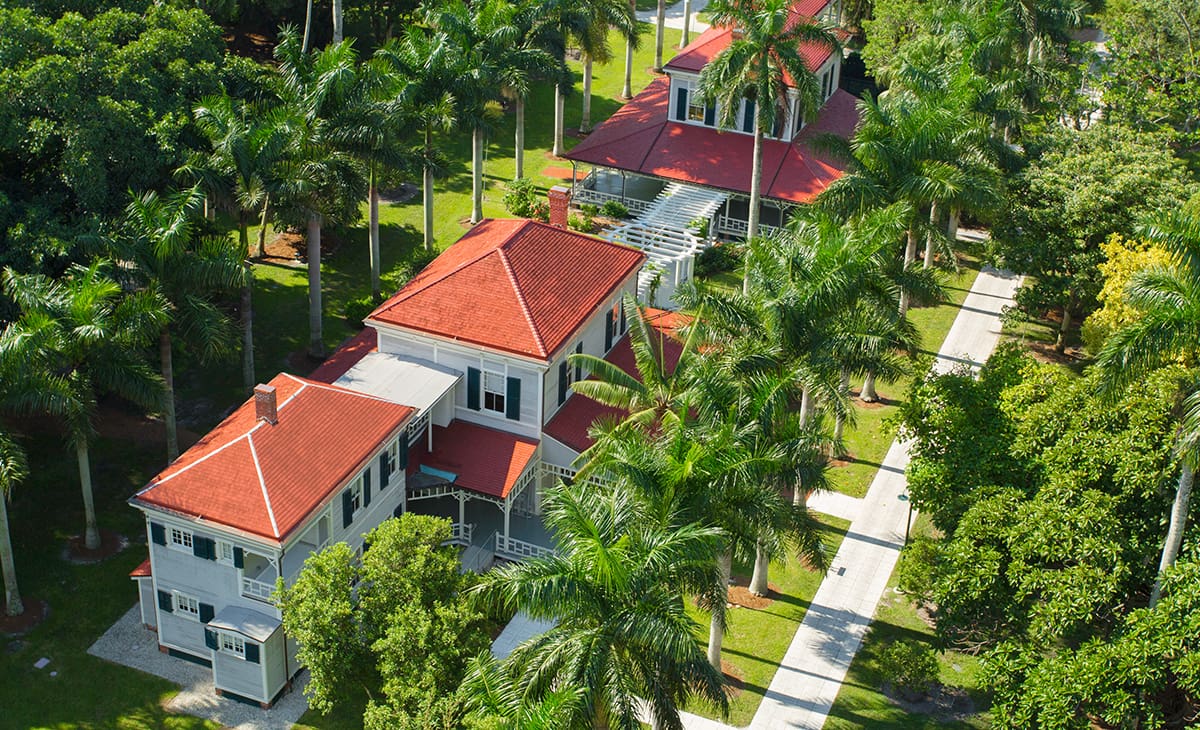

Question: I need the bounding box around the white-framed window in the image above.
[674,80,716,127]
[174,592,200,620]
[349,476,363,517]
[387,439,401,477]
[220,632,246,658]
[482,370,506,414]
[216,541,234,565]
[169,527,193,552]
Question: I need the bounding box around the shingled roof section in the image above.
[367,219,645,361]
[566,81,858,204]
[132,373,413,542]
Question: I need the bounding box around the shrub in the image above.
[695,243,742,277]
[580,203,599,216]
[503,178,542,218]
[529,200,550,223]
[567,213,595,233]
[686,217,711,240]
[895,535,939,604]
[878,640,939,701]
[344,295,377,328]
[601,200,629,219]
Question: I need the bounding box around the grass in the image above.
[826,258,984,498]
[0,428,220,730]
[685,515,851,727]
[825,516,990,729]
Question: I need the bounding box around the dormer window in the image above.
[483,369,507,414]
[674,81,716,127]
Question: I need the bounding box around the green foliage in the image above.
[279,514,489,725]
[694,242,741,278]
[1080,234,1172,353]
[344,294,377,327]
[878,640,939,701]
[566,212,593,233]
[0,4,226,275]
[501,178,542,218]
[1101,0,1200,157]
[991,125,1196,349]
[599,199,628,218]
[578,203,598,216]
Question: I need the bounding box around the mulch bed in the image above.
[884,682,976,723]
[829,453,854,468]
[727,580,780,610]
[851,388,893,408]
[65,529,127,565]
[257,230,347,266]
[0,598,49,636]
[720,659,746,697]
[540,166,583,180]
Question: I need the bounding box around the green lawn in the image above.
[827,258,983,498]
[825,517,990,729]
[685,515,851,727]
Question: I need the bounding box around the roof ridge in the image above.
[497,245,547,357]
[140,427,261,490]
[373,222,507,309]
[287,372,418,410]
[245,432,281,538]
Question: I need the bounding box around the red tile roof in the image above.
[565,78,858,204]
[308,328,378,383]
[665,1,837,83]
[132,373,414,542]
[129,558,152,578]
[543,309,689,454]
[414,420,539,499]
[368,219,645,361]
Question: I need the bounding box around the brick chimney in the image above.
[548,185,571,228]
[254,384,278,425]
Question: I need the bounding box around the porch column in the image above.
[458,492,466,527]
[503,496,512,541]
[427,421,433,452]
[620,171,627,204]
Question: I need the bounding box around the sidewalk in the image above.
[636,0,711,33]
[681,265,1022,729]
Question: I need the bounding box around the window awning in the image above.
[207,605,280,643]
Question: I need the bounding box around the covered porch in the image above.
[405,419,556,570]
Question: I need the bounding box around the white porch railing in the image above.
[408,483,458,501]
[541,462,616,488]
[444,522,474,547]
[716,215,782,239]
[494,534,557,562]
[574,171,654,215]
[241,576,275,603]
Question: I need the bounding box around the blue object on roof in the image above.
[419,464,458,483]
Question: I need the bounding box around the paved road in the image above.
[636,0,711,33]
[678,265,1022,729]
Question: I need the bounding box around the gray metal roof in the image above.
[335,352,461,413]
[208,605,281,642]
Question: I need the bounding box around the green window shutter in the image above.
[158,590,173,613]
[558,361,568,406]
[193,536,210,560]
[199,602,215,623]
[604,310,614,351]
[392,503,404,519]
[379,452,390,488]
[742,99,756,133]
[398,436,409,469]
[618,303,627,334]
[342,489,353,528]
[575,342,583,380]
[704,103,716,126]
[233,547,244,569]
[467,367,481,410]
[505,377,521,420]
[204,629,218,651]
[675,86,688,121]
[363,472,372,508]
[244,642,260,664]
[150,523,166,545]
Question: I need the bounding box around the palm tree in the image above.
[0,431,28,617]
[654,0,667,72]
[536,0,634,156]
[120,188,244,461]
[621,0,636,100]
[817,93,962,316]
[1096,210,1200,607]
[568,294,702,440]
[187,94,290,389]
[274,29,368,358]
[511,0,564,180]
[576,0,637,135]
[376,27,460,251]
[461,653,583,728]
[434,0,558,224]
[471,484,728,729]
[698,0,839,283]
[3,263,163,550]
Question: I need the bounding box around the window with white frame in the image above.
[169,527,193,552]
[349,476,363,516]
[220,632,246,658]
[387,439,401,477]
[482,369,506,414]
[174,592,200,620]
[216,541,234,565]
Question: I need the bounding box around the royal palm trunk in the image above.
[707,550,732,669]
[515,98,526,179]
[580,55,594,134]
[369,168,381,301]
[307,213,324,358]
[471,127,484,224]
[77,442,99,551]
[160,330,178,462]
[1151,460,1194,607]
[1,495,23,616]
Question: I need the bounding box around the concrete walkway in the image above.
[637,0,711,33]
[678,265,1022,729]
